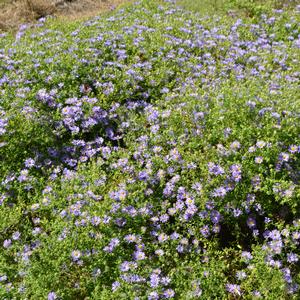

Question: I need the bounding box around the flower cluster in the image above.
[0,0,299,299]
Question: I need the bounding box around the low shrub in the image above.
[0,0,299,298]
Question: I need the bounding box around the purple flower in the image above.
[252,290,261,297]
[287,253,298,263]
[169,148,181,161]
[241,251,253,262]
[124,234,137,243]
[120,261,131,272]
[210,210,221,224]
[232,208,242,217]
[176,245,184,253]
[103,238,120,253]
[161,276,171,286]
[212,186,227,198]
[230,164,242,182]
[150,273,160,288]
[170,232,179,240]
[133,251,146,261]
[148,291,159,300]
[91,216,101,226]
[12,231,21,240]
[230,141,241,151]
[160,214,169,223]
[138,171,149,181]
[71,250,81,261]
[279,152,289,162]
[158,233,169,243]
[192,182,202,194]
[247,217,256,229]
[282,268,292,283]
[268,230,281,240]
[112,281,120,292]
[236,271,247,280]
[25,158,35,168]
[48,292,57,300]
[289,145,298,153]
[226,284,241,296]
[269,240,283,254]
[200,225,210,238]
[208,162,224,175]
[255,156,263,164]
[3,239,11,249]
[256,141,266,148]
[292,231,300,240]
[155,249,164,256]
[224,127,232,138]
[287,283,299,294]
[248,146,256,153]
[146,107,159,123]
[163,289,175,298]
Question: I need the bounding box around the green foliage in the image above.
[178,0,300,17]
[0,0,299,299]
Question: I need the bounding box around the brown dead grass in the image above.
[25,0,57,17]
[55,0,133,21]
[0,0,132,32]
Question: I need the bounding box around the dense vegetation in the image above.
[0,0,299,299]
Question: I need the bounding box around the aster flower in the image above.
[200,225,210,238]
[230,141,241,151]
[241,251,253,262]
[150,273,160,288]
[226,284,241,296]
[71,250,81,261]
[236,271,247,280]
[163,288,175,298]
[124,234,137,243]
[91,267,101,278]
[247,217,256,229]
[12,231,21,240]
[279,152,289,162]
[287,253,298,263]
[148,291,159,300]
[120,261,131,272]
[48,292,57,300]
[292,231,300,241]
[210,210,221,224]
[24,158,36,168]
[112,281,120,292]
[207,162,224,175]
[252,290,261,298]
[254,156,263,164]
[133,251,146,261]
[91,216,101,226]
[155,249,164,256]
[289,145,298,153]
[248,146,256,153]
[3,239,12,249]
[256,140,266,148]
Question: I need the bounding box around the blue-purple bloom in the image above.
[47,292,57,300]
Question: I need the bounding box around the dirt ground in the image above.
[0,0,132,32]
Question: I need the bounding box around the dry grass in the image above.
[55,0,133,21]
[25,0,57,17]
[0,0,56,31]
[0,0,132,32]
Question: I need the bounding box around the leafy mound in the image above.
[0,1,300,299]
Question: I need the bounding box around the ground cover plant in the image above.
[0,0,300,299]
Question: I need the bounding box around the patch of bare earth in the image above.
[0,0,132,32]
